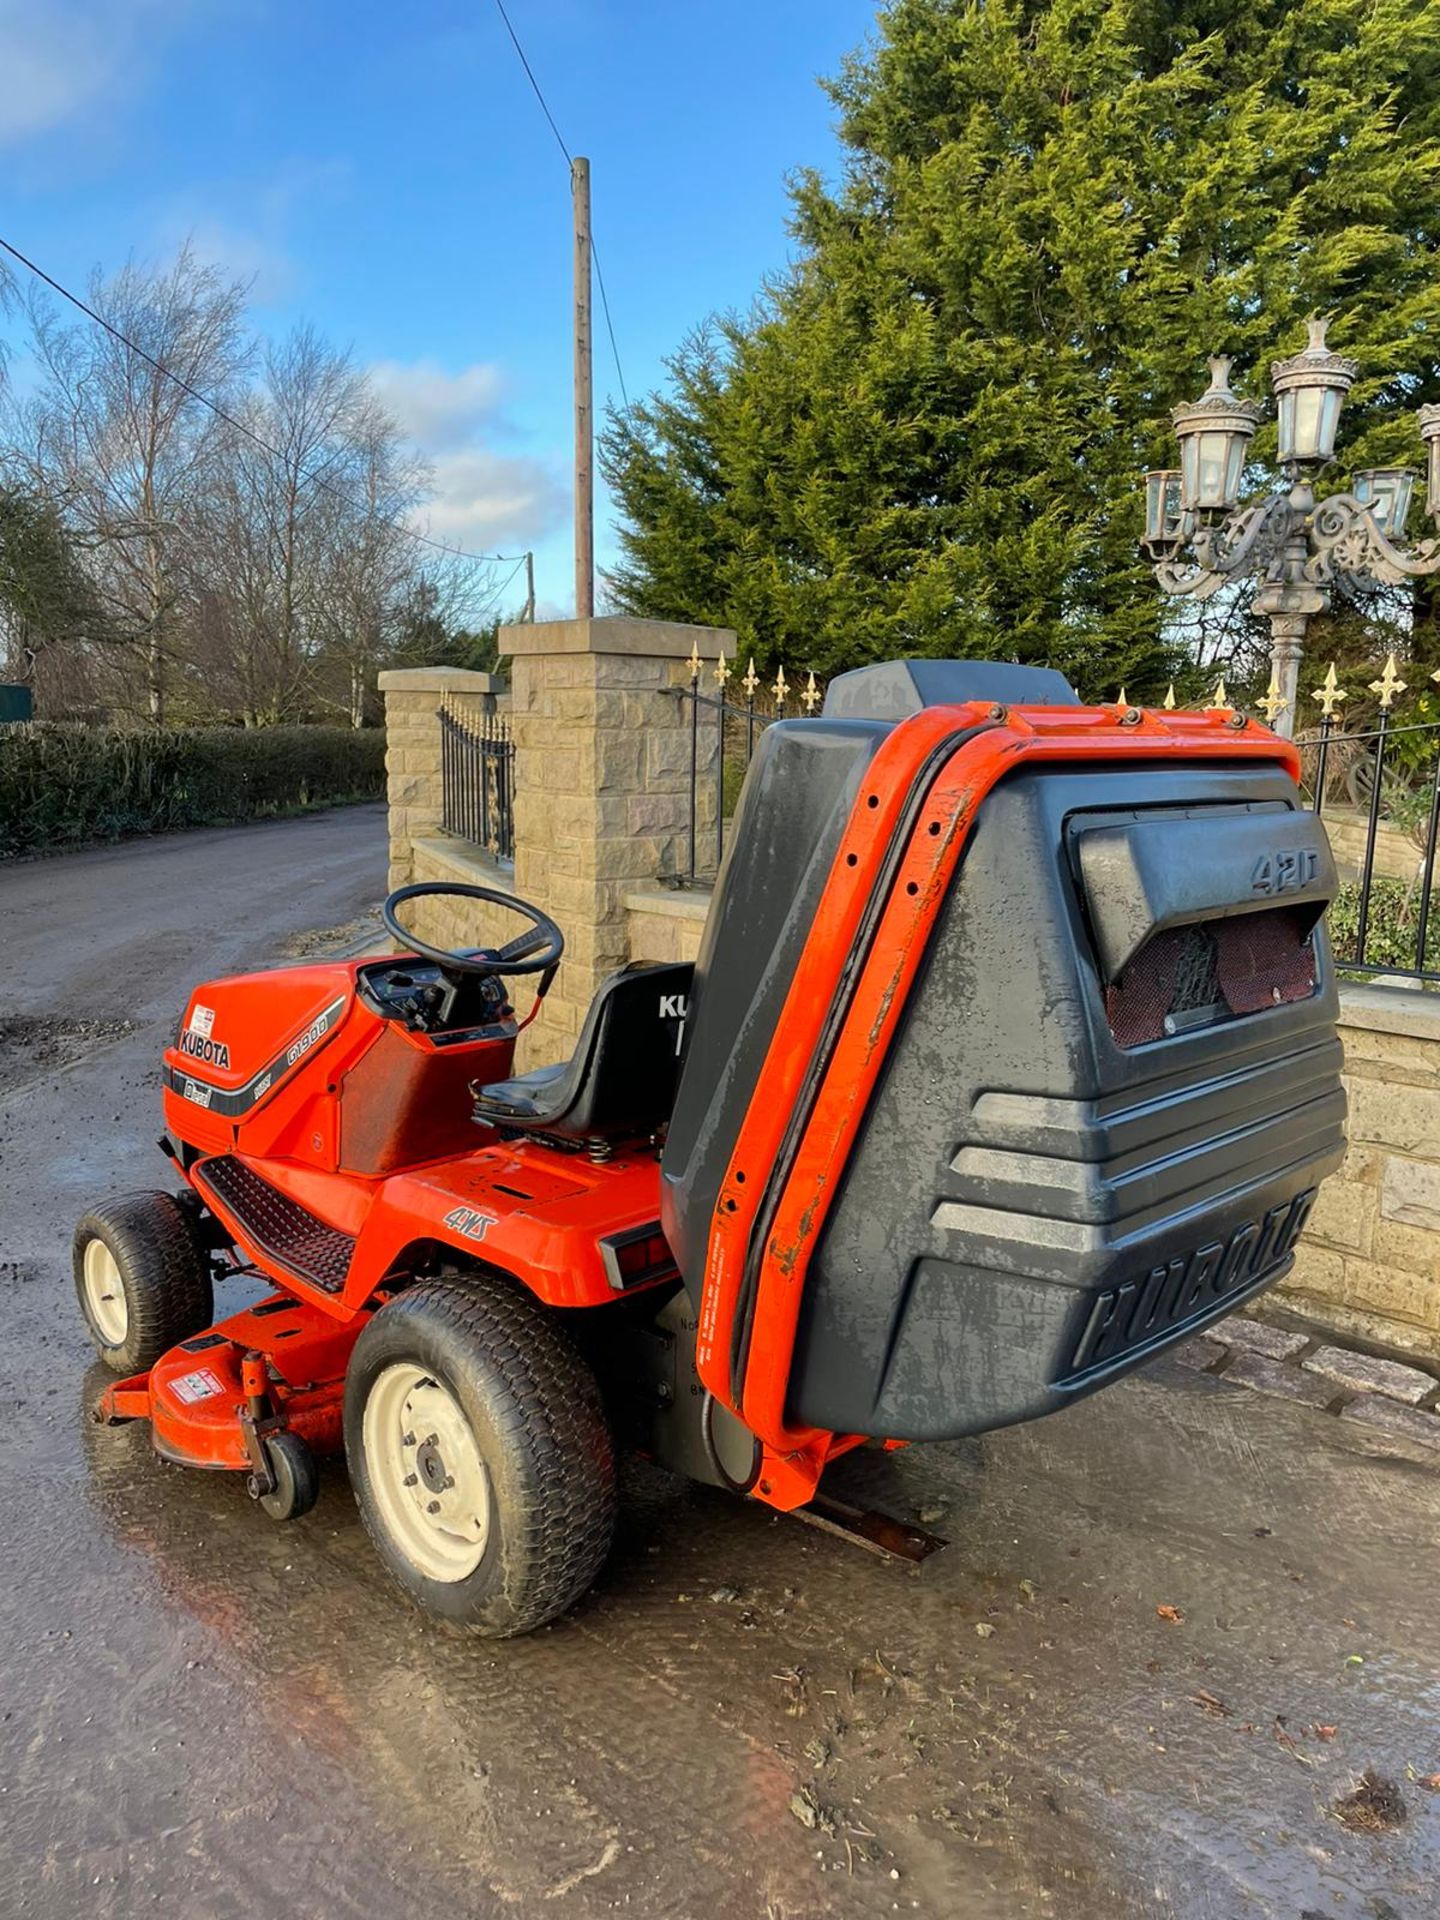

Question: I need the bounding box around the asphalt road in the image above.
[1,806,1438,1919]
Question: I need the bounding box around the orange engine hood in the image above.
[165,963,356,1116]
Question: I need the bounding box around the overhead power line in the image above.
[490,0,630,410]
[0,233,528,572]
[493,0,571,165]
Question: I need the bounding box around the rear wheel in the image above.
[344,1277,616,1636]
[73,1192,214,1373]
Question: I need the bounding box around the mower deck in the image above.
[96,1291,361,1470]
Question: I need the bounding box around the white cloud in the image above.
[370,357,568,554]
[418,447,567,551]
[0,1,200,147]
[369,359,510,453]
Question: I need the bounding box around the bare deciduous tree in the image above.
[1,245,506,725]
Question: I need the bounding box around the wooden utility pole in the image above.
[572,156,594,620]
[522,550,536,623]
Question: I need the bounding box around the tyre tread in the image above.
[347,1276,615,1635]
[73,1191,214,1373]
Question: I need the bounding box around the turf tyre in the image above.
[344,1276,616,1636]
[73,1191,214,1373]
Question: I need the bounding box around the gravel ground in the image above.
[1,804,1437,1919]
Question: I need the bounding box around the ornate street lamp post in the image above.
[1140,318,1440,737]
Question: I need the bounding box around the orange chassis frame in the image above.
[101,698,1298,1518]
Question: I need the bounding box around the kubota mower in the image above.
[76,661,1345,1635]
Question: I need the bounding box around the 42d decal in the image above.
[442,1206,498,1243]
[1251,847,1320,897]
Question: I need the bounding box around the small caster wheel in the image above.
[248,1431,319,1522]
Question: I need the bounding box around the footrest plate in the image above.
[196,1155,356,1294]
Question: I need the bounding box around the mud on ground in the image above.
[2,806,1438,1919]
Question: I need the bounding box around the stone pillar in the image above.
[378,667,508,889]
[499,616,731,1061]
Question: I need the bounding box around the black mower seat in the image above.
[473,961,693,1144]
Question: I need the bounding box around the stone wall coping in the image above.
[1337,982,1440,1043]
[623,886,713,924]
[410,834,514,890]
[498,615,736,661]
[378,667,508,693]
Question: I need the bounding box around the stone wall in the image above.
[381,667,508,883]
[625,888,709,965]
[1276,985,1440,1357]
[382,620,725,1068]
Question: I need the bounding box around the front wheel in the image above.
[344,1278,616,1636]
[250,1431,320,1522]
[74,1192,214,1373]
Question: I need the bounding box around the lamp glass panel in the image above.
[1223,432,1247,506]
[1388,470,1416,536]
[1317,389,1343,462]
[1293,387,1325,461]
[1144,471,1168,541]
[1164,472,1183,536]
[1276,390,1298,463]
[1179,437,1200,511]
[1196,429,1232,509]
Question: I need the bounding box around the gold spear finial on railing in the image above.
[1116,687,1128,710]
[1204,676,1230,711]
[1163,683,1177,710]
[1312,662,1348,719]
[687,639,702,680]
[714,648,730,688]
[773,663,789,703]
[742,658,759,698]
[1257,674,1289,727]
[801,670,821,713]
[1369,651,1407,710]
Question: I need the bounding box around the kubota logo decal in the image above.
[178,1029,231,1069]
[660,992,690,1057]
[442,1206,497,1242]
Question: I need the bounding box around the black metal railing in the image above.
[1296,657,1440,986]
[440,700,515,863]
[667,651,1440,986]
[670,652,823,883]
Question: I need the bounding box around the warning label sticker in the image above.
[171,1367,225,1405]
[187,1003,216,1038]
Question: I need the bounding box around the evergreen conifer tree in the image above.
[602,0,1440,697]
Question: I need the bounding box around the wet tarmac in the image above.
[2,807,1438,1918]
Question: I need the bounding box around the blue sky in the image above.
[0,0,879,619]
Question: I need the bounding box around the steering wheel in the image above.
[381,882,565,980]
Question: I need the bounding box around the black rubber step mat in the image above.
[196,1156,355,1294]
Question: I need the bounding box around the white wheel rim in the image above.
[83,1238,128,1347]
[362,1363,492,1583]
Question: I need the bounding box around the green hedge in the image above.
[1328,876,1440,981]
[0,723,385,857]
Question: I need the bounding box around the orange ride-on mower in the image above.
[76,661,1346,1636]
